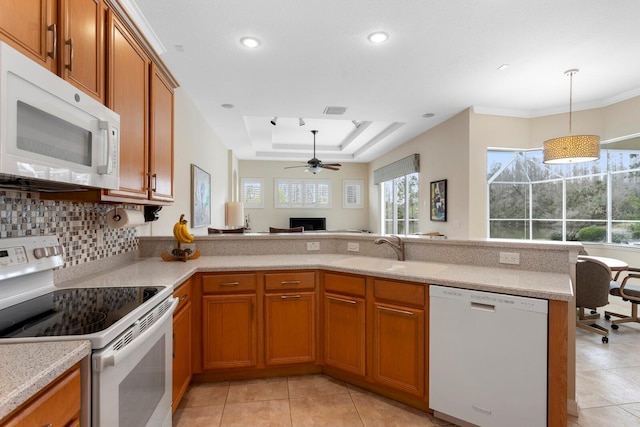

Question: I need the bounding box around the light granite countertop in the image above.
[1,253,572,420]
[58,254,573,301]
[0,340,90,419]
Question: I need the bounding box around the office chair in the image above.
[605,267,640,329]
[576,258,611,343]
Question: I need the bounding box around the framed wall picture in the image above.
[430,179,447,221]
[191,164,211,227]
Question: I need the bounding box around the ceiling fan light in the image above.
[306,165,322,174]
[543,135,600,164]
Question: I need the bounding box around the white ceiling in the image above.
[129,0,640,164]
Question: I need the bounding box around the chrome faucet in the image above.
[374,235,405,261]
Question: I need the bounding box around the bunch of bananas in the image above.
[173,214,194,244]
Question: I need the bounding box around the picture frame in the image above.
[430,179,447,221]
[191,164,211,227]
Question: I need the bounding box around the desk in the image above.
[578,255,629,272]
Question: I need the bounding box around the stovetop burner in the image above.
[0,286,161,338]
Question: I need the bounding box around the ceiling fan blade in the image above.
[321,165,341,171]
[322,163,342,167]
[284,165,308,169]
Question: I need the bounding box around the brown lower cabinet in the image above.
[172,278,192,412]
[1,362,81,427]
[186,269,567,424]
[201,273,258,370]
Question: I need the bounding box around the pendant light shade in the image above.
[543,69,600,164]
[543,135,600,164]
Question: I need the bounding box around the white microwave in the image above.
[0,41,119,190]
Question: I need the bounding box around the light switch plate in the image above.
[306,242,320,251]
[347,242,359,252]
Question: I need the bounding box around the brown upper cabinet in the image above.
[5,1,180,204]
[0,0,105,102]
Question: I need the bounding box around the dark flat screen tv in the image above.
[289,217,326,231]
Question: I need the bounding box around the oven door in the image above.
[91,297,177,427]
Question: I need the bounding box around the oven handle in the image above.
[93,297,178,373]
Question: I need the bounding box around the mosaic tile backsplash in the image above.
[0,190,138,268]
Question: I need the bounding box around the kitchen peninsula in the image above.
[2,234,577,426]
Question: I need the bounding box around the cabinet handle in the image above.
[378,306,414,316]
[280,295,301,299]
[47,24,57,59]
[280,280,300,285]
[220,282,240,286]
[327,296,356,305]
[172,333,176,358]
[151,173,157,192]
[179,294,188,301]
[65,38,74,71]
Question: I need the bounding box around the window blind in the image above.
[373,154,420,184]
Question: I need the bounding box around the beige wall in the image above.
[367,110,471,237]
[142,88,229,237]
[238,160,369,233]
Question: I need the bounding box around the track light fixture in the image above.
[352,120,362,129]
[270,117,278,126]
[298,118,306,126]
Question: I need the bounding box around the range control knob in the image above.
[33,247,46,259]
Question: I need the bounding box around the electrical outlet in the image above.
[499,252,520,265]
[306,242,320,251]
[347,242,360,252]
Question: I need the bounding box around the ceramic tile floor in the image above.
[571,295,640,426]
[173,296,640,427]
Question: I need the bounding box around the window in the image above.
[275,178,331,208]
[241,178,264,208]
[487,145,640,244]
[343,180,363,208]
[382,173,419,234]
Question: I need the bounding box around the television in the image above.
[289,217,326,231]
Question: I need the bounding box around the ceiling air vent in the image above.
[323,106,348,115]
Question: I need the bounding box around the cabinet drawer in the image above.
[202,273,257,294]
[3,362,81,427]
[173,278,192,313]
[324,273,366,297]
[373,279,425,307]
[265,271,316,291]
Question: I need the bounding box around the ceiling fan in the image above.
[284,130,342,174]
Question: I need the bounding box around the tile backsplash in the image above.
[0,190,138,268]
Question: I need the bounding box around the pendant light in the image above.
[543,69,600,164]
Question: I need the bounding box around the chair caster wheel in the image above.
[605,314,611,320]
[602,336,609,343]
[612,324,619,330]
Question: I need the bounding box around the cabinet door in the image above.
[264,292,316,366]
[149,63,174,202]
[373,302,424,396]
[0,0,57,73]
[106,12,149,200]
[2,362,81,426]
[202,294,257,370]
[59,0,104,101]
[172,300,191,412]
[323,292,365,376]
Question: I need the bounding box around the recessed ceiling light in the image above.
[497,64,510,71]
[221,104,234,109]
[240,37,260,48]
[367,32,389,43]
[422,113,435,118]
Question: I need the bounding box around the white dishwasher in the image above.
[429,285,548,427]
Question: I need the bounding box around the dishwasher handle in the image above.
[470,302,495,312]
